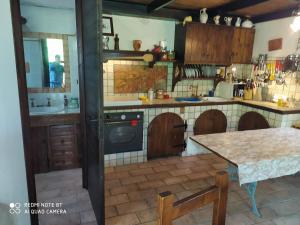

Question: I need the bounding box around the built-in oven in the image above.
[104,112,144,154]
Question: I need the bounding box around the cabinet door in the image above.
[194,110,227,135]
[148,113,185,159]
[232,28,255,64]
[185,23,233,65]
[31,127,48,173]
[185,23,210,64]
[212,26,233,65]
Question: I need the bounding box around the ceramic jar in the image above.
[213,15,220,25]
[200,8,208,24]
[224,17,232,26]
[242,18,254,28]
[235,17,241,27]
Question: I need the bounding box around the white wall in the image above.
[104,14,176,51]
[253,17,299,58]
[21,4,80,101]
[21,4,76,34]
[0,1,31,225]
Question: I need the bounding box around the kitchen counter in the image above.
[104,97,300,114]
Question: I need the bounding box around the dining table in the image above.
[186,127,300,217]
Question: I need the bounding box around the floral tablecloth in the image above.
[186,128,300,185]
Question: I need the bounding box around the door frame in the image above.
[9,0,104,224]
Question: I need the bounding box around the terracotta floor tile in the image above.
[129,168,154,176]
[105,193,129,206]
[181,179,209,191]
[105,179,122,189]
[110,184,139,195]
[138,180,165,190]
[114,164,140,172]
[105,206,118,219]
[136,208,157,223]
[146,172,171,181]
[120,175,147,185]
[106,171,130,180]
[105,213,140,225]
[186,171,211,180]
[156,184,185,194]
[164,175,189,185]
[127,189,157,201]
[116,200,150,215]
[153,165,176,173]
[169,168,192,176]
[175,161,197,169]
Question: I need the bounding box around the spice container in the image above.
[148,88,154,101]
[156,90,164,99]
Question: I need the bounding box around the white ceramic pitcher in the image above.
[200,8,208,24]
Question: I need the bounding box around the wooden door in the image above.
[185,23,209,64]
[238,112,270,131]
[194,110,227,135]
[77,0,104,224]
[31,127,48,174]
[185,23,233,65]
[148,113,185,159]
[213,26,233,65]
[231,28,255,64]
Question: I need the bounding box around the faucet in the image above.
[47,98,51,107]
[30,98,35,107]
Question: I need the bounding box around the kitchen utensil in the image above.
[200,8,208,24]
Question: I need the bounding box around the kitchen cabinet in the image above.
[238,112,270,131]
[148,113,186,159]
[30,114,81,173]
[194,109,227,135]
[231,27,255,64]
[174,23,255,65]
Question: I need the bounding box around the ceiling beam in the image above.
[209,0,269,14]
[103,0,198,21]
[147,0,176,13]
[252,7,295,23]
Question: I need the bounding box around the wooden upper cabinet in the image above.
[174,23,255,65]
[231,28,255,64]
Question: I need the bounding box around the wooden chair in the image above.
[157,171,229,225]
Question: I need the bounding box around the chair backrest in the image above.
[194,110,227,135]
[238,111,270,131]
[157,171,229,225]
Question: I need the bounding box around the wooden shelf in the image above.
[103,50,177,64]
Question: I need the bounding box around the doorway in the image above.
[10,0,104,224]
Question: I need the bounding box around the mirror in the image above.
[23,32,71,92]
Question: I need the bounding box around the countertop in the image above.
[104,97,300,114]
[30,108,80,117]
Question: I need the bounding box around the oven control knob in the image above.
[121,114,126,120]
[137,115,140,119]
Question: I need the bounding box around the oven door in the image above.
[104,121,143,154]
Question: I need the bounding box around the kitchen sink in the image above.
[202,97,230,102]
[30,106,64,115]
[175,97,202,102]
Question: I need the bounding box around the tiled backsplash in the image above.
[103,60,214,98]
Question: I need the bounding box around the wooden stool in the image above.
[157,171,229,225]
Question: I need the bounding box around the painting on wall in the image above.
[114,65,167,93]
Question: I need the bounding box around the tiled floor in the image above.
[104,154,300,225]
[35,169,97,225]
[35,154,300,225]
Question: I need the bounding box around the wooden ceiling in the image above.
[104,0,300,22]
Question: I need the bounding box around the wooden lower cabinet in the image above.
[147,113,186,159]
[30,117,81,174]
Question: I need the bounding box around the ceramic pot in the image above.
[224,17,232,26]
[242,18,254,28]
[200,8,208,24]
[213,15,220,25]
[133,40,142,51]
[235,17,241,27]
